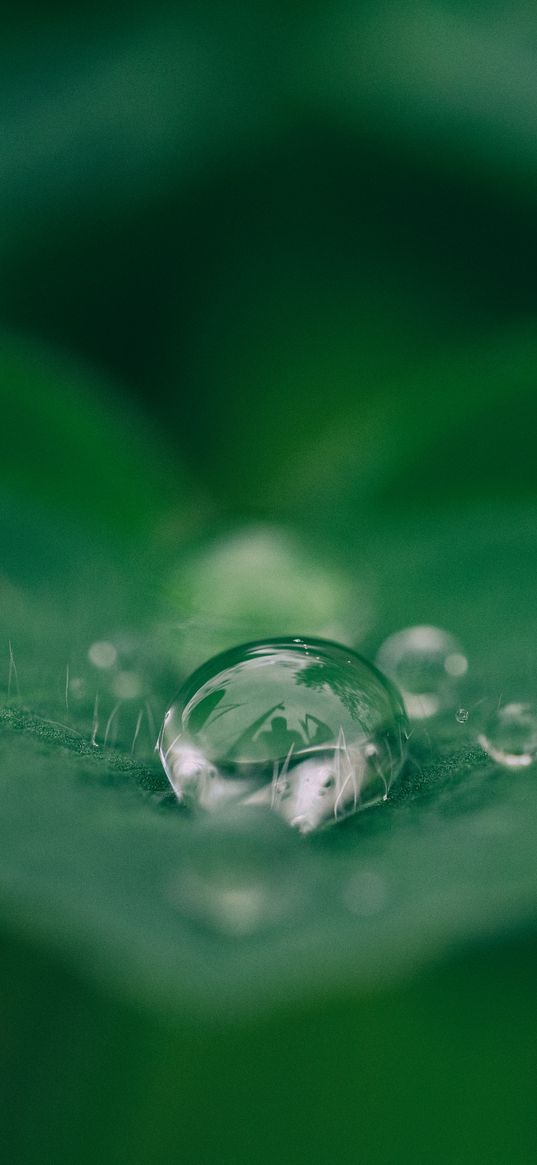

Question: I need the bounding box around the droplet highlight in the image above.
[159,637,408,833]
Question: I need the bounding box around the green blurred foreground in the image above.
[3,4,537,1162]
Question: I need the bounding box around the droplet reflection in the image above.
[160,637,408,833]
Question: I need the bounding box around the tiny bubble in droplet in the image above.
[456,707,469,723]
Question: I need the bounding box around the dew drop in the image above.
[375,625,468,720]
[456,707,469,724]
[159,636,408,834]
[478,702,537,769]
[68,676,87,701]
[83,633,158,757]
[88,640,117,669]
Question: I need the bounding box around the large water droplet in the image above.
[478,702,537,769]
[159,637,408,833]
[375,625,468,720]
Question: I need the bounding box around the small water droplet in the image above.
[68,676,87,701]
[376,625,468,720]
[478,702,537,769]
[88,641,117,669]
[160,637,408,833]
[456,707,469,724]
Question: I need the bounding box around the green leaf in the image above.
[0,497,535,1011]
[4,496,537,1163]
[306,2,537,196]
[0,332,189,545]
[285,322,537,522]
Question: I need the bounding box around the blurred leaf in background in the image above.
[3,3,537,1163]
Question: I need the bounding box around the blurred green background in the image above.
[3,3,537,1162]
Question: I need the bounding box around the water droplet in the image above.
[456,707,469,724]
[82,633,160,757]
[68,676,87,701]
[88,640,117,669]
[159,637,408,834]
[375,625,468,720]
[166,811,303,936]
[478,702,537,769]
